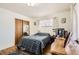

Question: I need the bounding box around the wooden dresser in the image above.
[50,37,66,55]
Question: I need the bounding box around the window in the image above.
[39,19,53,27]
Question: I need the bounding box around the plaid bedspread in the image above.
[17,38,42,55]
[17,33,51,55]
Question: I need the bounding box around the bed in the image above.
[17,33,51,55]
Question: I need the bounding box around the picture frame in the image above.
[34,22,36,25]
[61,18,66,23]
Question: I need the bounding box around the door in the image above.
[23,21,30,35]
[15,19,23,45]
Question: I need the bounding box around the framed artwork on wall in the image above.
[34,22,36,26]
[61,18,66,23]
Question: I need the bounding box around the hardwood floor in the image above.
[0,43,52,55]
[0,46,17,55]
[0,41,66,55]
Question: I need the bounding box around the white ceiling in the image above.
[0,3,72,18]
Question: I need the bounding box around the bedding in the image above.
[17,33,51,55]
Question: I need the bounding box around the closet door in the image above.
[23,21,30,35]
[15,19,23,45]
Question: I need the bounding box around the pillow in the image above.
[34,32,50,36]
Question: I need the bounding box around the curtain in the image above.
[72,3,78,40]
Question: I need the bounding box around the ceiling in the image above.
[0,3,72,18]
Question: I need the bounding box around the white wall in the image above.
[30,19,39,35]
[53,10,71,32]
[33,10,72,36]
[0,8,30,50]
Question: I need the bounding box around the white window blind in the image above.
[39,19,53,27]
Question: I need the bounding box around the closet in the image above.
[15,19,29,45]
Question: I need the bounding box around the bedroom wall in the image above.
[30,19,39,35]
[53,10,71,32]
[0,8,31,50]
[33,10,72,36]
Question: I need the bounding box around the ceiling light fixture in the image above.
[27,3,38,6]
